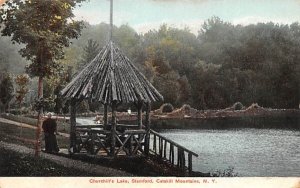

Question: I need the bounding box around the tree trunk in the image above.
[34,76,43,157]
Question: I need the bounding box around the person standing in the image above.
[42,112,59,153]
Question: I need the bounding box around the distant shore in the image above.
[119,104,300,130]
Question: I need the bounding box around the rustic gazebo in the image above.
[61,0,163,157]
[61,1,198,174]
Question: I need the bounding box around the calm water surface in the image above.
[159,129,300,176]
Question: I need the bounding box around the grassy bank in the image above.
[1,113,70,133]
[0,147,94,176]
[0,121,69,149]
[0,120,210,177]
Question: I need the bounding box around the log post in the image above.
[164,141,167,158]
[144,102,151,155]
[103,104,108,130]
[137,101,143,129]
[136,101,143,152]
[188,152,193,173]
[70,99,77,153]
[110,101,117,156]
[109,0,113,41]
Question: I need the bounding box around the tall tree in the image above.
[15,74,30,108]
[0,0,85,156]
[78,39,100,69]
[0,73,14,112]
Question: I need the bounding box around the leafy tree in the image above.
[15,74,30,107]
[0,73,14,112]
[0,0,86,156]
[15,74,30,137]
[78,39,100,69]
[0,36,26,74]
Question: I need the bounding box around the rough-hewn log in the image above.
[110,101,117,156]
[137,101,143,129]
[153,134,157,154]
[103,104,108,130]
[61,42,163,105]
[163,140,167,158]
[144,102,151,155]
[70,99,77,153]
[188,152,193,173]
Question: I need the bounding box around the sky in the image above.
[73,0,300,34]
[1,0,300,34]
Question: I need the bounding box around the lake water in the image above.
[76,118,299,176]
[159,129,300,177]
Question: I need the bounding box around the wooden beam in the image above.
[103,104,108,130]
[110,101,117,156]
[70,99,77,153]
[137,101,143,129]
[110,0,113,41]
[144,102,151,155]
[188,152,193,173]
[150,130,198,157]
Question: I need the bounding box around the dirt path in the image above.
[0,141,133,177]
[0,117,70,137]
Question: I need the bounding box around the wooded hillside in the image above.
[1,17,299,109]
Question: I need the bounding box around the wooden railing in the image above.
[72,124,199,173]
[73,124,146,156]
[149,129,198,173]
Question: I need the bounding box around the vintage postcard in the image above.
[0,0,299,187]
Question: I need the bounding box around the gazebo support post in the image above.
[137,101,143,129]
[144,102,151,156]
[137,101,144,152]
[103,104,108,130]
[70,99,77,153]
[110,101,117,156]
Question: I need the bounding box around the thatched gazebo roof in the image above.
[61,41,163,105]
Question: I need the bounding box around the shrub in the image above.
[182,104,191,111]
[160,103,174,113]
[233,102,244,110]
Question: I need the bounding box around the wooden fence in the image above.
[149,129,198,173]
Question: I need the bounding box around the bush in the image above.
[232,102,244,111]
[182,104,191,111]
[77,101,89,113]
[160,103,174,113]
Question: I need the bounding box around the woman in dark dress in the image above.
[42,113,59,153]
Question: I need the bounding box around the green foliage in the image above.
[0,73,14,112]
[197,19,300,109]
[43,67,72,113]
[0,0,86,78]
[0,148,94,176]
[78,39,100,69]
[160,103,174,113]
[1,12,299,110]
[15,74,30,105]
[77,100,89,113]
[233,102,244,110]
[0,36,27,74]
